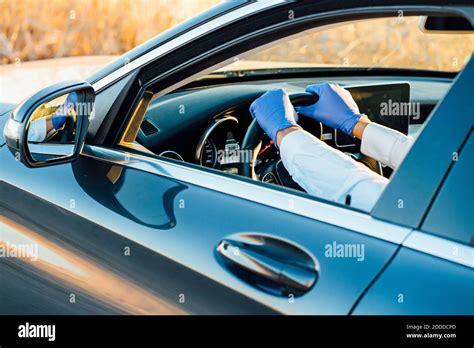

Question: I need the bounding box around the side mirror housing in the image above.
[3,80,95,167]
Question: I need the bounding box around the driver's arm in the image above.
[250,88,388,212]
[278,127,388,212]
[297,83,415,171]
[356,118,415,170]
[27,117,54,142]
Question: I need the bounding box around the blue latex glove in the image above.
[52,92,77,130]
[249,88,298,144]
[296,82,362,135]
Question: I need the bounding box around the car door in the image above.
[0,129,407,314]
[354,56,474,314]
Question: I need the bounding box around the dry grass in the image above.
[1,1,472,71]
[0,0,218,64]
[249,17,474,72]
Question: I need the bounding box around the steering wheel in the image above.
[241,92,319,181]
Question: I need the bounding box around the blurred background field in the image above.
[0,0,218,64]
[0,0,472,103]
[0,0,218,102]
[1,0,472,69]
[250,17,473,72]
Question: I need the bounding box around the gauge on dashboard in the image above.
[196,116,239,169]
[200,138,217,168]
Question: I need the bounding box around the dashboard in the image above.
[136,76,452,184]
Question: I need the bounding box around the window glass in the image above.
[219,16,473,73]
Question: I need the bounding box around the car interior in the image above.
[122,15,473,201]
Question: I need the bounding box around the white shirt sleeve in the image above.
[280,129,388,212]
[27,118,48,142]
[360,122,414,170]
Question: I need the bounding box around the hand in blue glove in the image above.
[295,82,362,136]
[249,88,298,145]
[52,92,78,130]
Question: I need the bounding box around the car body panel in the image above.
[421,132,474,244]
[352,247,474,314]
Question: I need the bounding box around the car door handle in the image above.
[216,234,318,297]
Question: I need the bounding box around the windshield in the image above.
[216,16,473,74]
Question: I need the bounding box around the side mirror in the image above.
[3,80,94,167]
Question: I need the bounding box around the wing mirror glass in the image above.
[3,80,94,167]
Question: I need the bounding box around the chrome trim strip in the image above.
[82,145,411,245]
[403,231,474,268]
[92,1,286,92]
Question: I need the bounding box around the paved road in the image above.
[0,56,116,105]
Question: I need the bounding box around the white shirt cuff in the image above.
[361,122,414,170]
[27,118,47,142]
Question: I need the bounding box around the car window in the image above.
[121,14,472,218]
[421,132,474,245]
[217,16,473,73]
